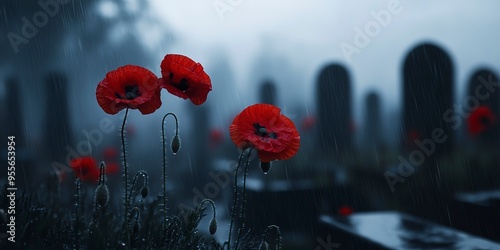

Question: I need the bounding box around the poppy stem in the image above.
[128,170,148,208]
[121,108,131,240]
[228,149,247,250]
[74,178,81,250]
[199,199,216,219]
[199,198,217,224]
[235,147,253,249]
[94,162,106,216]
[128,207,140,228]
[161,112,179,233]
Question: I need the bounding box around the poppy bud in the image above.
[141,186,148,198]
[258,241,269,250]
[260,161,271,174]
[209,218,217,235]
[171,135,181,154]
[132,220,140,234]
[95,184,109,207]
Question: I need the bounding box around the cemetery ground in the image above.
[2,146,500,249]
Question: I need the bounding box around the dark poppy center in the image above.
[124,85,140,100]
[253,123,278,139]
[170,73,190,91]
[479,115,491,126]
[115,85,141,100]
[80,168,88,176]
[177,78,190,91]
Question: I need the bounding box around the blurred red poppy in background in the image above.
[106,162,120,174]
[407,129,421,142]
[125,123,137,138]
[468,106,496,136]
[209,128,224,148]
[103,147,118,159]
[70,156,119,182]
[101,147,120,174]
[160,54,212,105]
[349,120,357,133]
[301,115,316,131]
[230,104,300,162]
[405,128,422,149]
[70,156,100,183]
[338,205,353,216]
[96,65,162,115]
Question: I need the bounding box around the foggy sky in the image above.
[144,0,500,121]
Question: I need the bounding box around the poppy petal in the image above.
[467,106,496,136]
[70,156,100,182]
[160,54,212,105]
[96,65,162,115]
[230,104,300,162]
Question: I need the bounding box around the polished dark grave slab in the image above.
[452,190,500,241]
[455,190,500,207]
[236,170,368,247]
[319,211,500,249]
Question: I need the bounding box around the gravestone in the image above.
[402,43,454,155]
[43,71,73,164]
[189,104,211,185]
[259,80,277,105]
[316,63,352,156]
[465,69,500,148]
[397,43,455,227]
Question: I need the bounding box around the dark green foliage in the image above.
[0,184,259,249]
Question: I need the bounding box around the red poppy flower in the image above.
[159,54,212,105]
[70,156,100,182]
[96,65,162,115]
[338,205,353,216]
[468,106,496,136]
[229,104,300,162]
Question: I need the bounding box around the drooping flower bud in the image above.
[141,186,148,198]
[171,135,181,154]
[132,220,140,234]
[260,161,271,174]
[95,184,109,207]
[209,218,217,235]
